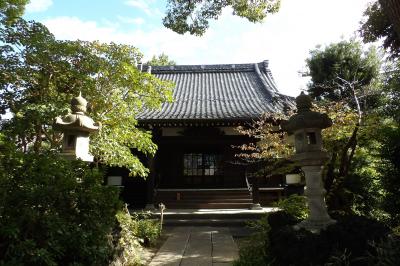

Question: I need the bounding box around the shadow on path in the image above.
[149,226,239,266]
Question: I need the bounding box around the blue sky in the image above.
[23,0,373,97]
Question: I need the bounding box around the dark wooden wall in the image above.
[155,132,248,188]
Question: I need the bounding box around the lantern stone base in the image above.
[250,203,263,210]
[297,165,336,233]
[294,217,336,233]
[60,151,94,162]
[145,203,156,210]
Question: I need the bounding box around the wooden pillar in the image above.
[145,127,160,209]
[251,176,262,210]
[145,155,156,209]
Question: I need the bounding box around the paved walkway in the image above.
[149,227,239,266]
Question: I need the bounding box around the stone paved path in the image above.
[149,227,239,266]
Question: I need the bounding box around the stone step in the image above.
[157,194,252,199]
[160,202,253,209]
[156,198,253,203]
[155,188,253,210]
[150,208,273,226]
[163,218,252,227]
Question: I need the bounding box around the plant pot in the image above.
[285,174,301,184]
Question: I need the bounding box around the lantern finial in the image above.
[71,92,87,114]
[296,92,312,112]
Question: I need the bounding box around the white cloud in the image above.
[44,17,116,42]
[26,0,53,13]
[44,16,210,58]
[43,0,372,97]
[117,16,145,25]
[124,0,153,16]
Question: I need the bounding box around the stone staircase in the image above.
[154,188,253,209]
[151,208,274,227]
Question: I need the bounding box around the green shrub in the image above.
[113,210,143,265]
[273,194,309,220]
[131,211,161,247]
[268,214,390,266]
[136,219,160,247]
[234,215,272,266]
[367,235,400,265]
[0,151,122,265]
[235,208,393,266]
[113,209,161,265]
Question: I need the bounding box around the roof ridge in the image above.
[254,62,277,97]
[143,60,270,73]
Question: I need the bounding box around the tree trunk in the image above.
[324,147,338,194]
[339,125,359,178]
[33,123,42,153]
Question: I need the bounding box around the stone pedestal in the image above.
[145,203,156,210]
[294,165,335,232]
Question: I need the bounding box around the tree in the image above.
[0,0,28,25]
[146,53,176,66]
[379,0,400,41]
[306,40,380,102]
[305,40,383,213]
[0,19,173,176]
[375,61,400,226]
[0,148,122,265]
[1,1,281,36]
[236,113,292,162]
[360,1,400,59]
[235,112,299,179]
[163,0,281,36]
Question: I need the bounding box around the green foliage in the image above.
[163,0,280,36]
[360,1,400,59]
[0,0,28,25]
[305,40,384,216]
[114,211,144,265]
[235,207,395,265]
[306,39,381,101]
[235,112,297,179]
[268,213,389,266]
[381,61,400,123]
[273,194,308,220]
[236,113,293,161]
[379,124,400,227]
[0,19,173,176]
[113,210,161,265]
[146,53,176,66]
[0,150,122,265]
[367,236,400,266]
[234,195,304,266]
[234,215,272,266]
[130,211,161,247]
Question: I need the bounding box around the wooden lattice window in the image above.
[183,153,222,176]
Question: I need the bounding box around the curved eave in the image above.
[138,117,256,127]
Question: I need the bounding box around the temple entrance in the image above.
[182,153,223,187]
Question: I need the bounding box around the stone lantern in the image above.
[54,93,100,162]
[282,92,335,232]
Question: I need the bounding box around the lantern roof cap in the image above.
[54,93,100,133]
[282,92,332,133]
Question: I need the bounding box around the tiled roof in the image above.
[137,60,293,123]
